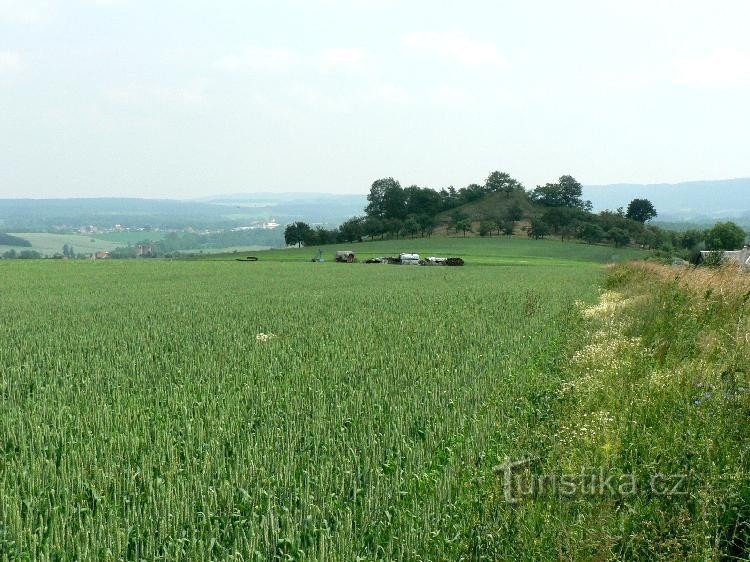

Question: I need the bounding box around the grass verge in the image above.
[473,262,750,560]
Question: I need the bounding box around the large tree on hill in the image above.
[366,177,401,218]
[704,221,746,251]
[404,185,442,217]
[485,171,524,194]
[382,183,407,219]
[530,175,591,210]
[284,221,311,247]
[626,198,657,223]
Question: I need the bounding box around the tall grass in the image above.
[470,262,749,560]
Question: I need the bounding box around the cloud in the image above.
[217,46,369,74]
[0,0,52,23]
[216,46,299,72]
[402,31,506,67]
[431,85,469,105]
[319,48,366,68]
[368,83,410,104]
[675,48,750,88]
[106,83,206,106]
[0,50,23,72]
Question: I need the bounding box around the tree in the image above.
[455,219,473,237]
[339,217,364,243]
[366,178,401,218]
[402,216,420,238]
[386,218,404,239]
[479,219,498,237]
[626,198,657,223]
[679,229,704,250]
[404,186,442,217]
[704,221,746,251]
[485,171,524,194]
[529,175,591,210]
[542,207,584,239]
[505,202,524,222]
[284,222,312,247]
[363,217,385,240]
[382,182,407,219]
[608,227,630,247]
[417,214,436,237]
[527,218,550,239]
[500,220,515,236]
[579,223,605,244]
[450,212,471,236]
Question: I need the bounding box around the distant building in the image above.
[94,251,109,260]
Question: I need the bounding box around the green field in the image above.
[91,231,168,244]
[0,238,745,560]
[3,233,123,256]
[206,236,644,266]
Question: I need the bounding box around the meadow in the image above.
[3,233,123,257]
[0,238,746,560]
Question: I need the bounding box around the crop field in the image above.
[5,239,744,560]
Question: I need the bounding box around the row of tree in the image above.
[363,172,526,220]
[283,170,747,255]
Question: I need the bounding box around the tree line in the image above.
[284,170,747,257]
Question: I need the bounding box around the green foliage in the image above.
[608,227,631,247]
[704,221,746,251]
[478,219,498,237]
[626,198,658,223]
[579,222,605,244]
[284,221,312,247]
[529,175,591,210]
[485,171,525,194]
[702,250,726,267]
[527,218,550,239]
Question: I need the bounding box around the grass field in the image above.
[91,231,168,244]
[3,233,123,256]
[0,238,745,560]
[205,236,644,267]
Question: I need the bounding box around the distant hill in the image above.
[584,178,750,224]
[0,194,368,231]
[197,192,367,225]
[0,198,238,230]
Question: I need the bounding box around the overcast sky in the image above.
[1,0,749,199]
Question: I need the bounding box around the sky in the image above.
[1,0,749,199]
